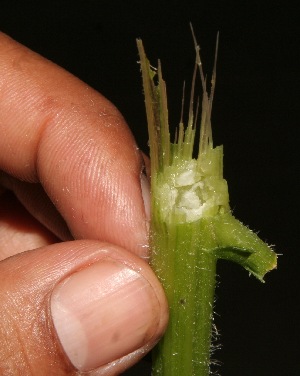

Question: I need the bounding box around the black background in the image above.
[1,1,298,375]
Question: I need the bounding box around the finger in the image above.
[0,191,59,260]
[0,172,72,241]
[0,240,168,375]
[0,33,149,257]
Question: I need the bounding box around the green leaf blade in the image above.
[211,212,277,281]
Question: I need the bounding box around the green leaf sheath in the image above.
[137,34,277,376]
[151,220,217,375]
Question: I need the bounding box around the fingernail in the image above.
[140,171,150,221]
[51,260,160,371]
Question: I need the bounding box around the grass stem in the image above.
[137,33,277,376]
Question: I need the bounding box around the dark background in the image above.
[1,1,298,375]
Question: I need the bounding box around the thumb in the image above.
[0,240,168,375]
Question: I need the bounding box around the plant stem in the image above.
[151,220,217,375]
[136,31,277,376]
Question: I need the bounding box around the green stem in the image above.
[151,220,217,375]
[136,34,277,376]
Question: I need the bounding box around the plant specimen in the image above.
[136,28,277,376]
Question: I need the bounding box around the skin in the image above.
[0,33,168,375]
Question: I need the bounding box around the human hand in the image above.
[0,33,168,375]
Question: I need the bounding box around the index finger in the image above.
[0,33,149,256]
